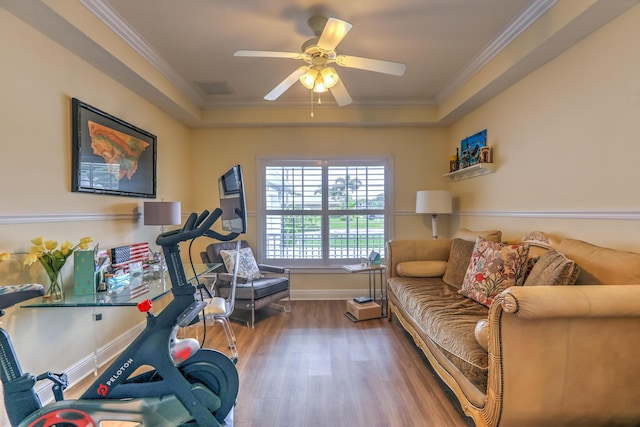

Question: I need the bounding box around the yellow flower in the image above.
[30,246,44,256]
[0,252,10,262]
[25,236,93,270]
[60,241,73,255]
[78,237,93,250]
[24,253,38,266]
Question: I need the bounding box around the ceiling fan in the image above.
[234,16,406,106]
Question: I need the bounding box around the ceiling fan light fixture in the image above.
[321,67,339,89]
[300,69,317,89]
[313,74,327,93]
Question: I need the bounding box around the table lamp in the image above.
[416,191,452,240]
[143,201,182,233]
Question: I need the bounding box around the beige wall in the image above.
[189,126,450,295]
[447,4,640,252]
[0,8,192,398]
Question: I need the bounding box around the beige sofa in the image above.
[386,232,640,427]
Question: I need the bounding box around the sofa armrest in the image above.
[485,284,640,426]
[218,273,249,284]
[496,284,640,319]
[386,239,452,279]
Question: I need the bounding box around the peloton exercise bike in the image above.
[0,165,248,426]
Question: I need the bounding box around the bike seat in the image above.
[0,284,45,310]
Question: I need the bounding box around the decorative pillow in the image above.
[525,255,541,278]
[522,230,559,258]
[474,319,489,352]
[454,228,502,243]
[442,238,476,289]
[219,247,261,280]
[524,250,580,286]
[459,237,530,307]
[396,261,447,278]
[521,231,560,249]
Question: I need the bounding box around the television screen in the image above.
[218,164,247,234]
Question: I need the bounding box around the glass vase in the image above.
[44,270,64,302]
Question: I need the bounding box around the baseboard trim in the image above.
[35,322,145,403]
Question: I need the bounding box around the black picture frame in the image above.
[71,98,157,198]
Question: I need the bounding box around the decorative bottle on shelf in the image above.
[455,148,460,171]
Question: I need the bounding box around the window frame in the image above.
[257,156,394,269]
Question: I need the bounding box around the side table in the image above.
[342,264,387,320]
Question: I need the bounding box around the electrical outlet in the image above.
[93,313,102,321]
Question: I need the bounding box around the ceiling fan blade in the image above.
[329,79,352,106]
[234,50,305,60]
[264,67,306,101]
[317,18,353,51]
[336,55,406,76]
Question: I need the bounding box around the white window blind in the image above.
[259,158,390,267]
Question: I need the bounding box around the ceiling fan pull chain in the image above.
[310,90,314,118]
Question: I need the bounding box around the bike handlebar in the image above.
[155,208,239,248]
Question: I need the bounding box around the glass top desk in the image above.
[23,263,220,308]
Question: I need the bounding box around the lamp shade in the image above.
[321,67,339,88]
[300,68,317,89]
[416,191,452,214]
[143,201,182,226]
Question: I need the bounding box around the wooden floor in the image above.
[68,300,472,427]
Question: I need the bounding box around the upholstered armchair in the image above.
[200,240,290,329]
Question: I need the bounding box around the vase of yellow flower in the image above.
[25,236,93,302]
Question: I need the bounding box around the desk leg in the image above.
[369,270,374,302]
[368,269,387,318]
[91,307,100,376]
[378,268,387,318]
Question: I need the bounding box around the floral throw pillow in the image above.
[459,237,530,307]
[220,247,261,280]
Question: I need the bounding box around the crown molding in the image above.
[436,0,557,104]
[79,0,553,113]
[79,0,204,106]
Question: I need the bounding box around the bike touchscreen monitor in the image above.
[218,164,247,234]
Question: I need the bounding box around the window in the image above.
[258,158,392,267]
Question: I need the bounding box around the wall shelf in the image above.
[444,163,496,181]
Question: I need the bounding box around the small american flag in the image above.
[111,242,149,273]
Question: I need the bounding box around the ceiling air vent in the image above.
[195,81,235,95]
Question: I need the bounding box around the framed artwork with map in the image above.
[71,98,157,198]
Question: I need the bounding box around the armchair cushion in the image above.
[220,247,261,280]
[217,276,289,300]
